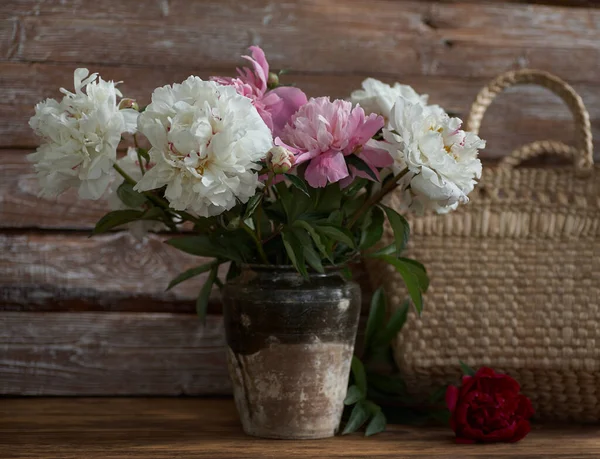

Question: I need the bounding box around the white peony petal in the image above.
[136,78,272,217]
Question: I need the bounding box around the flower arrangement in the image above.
[29,46,484,313]
[29,46,498,439]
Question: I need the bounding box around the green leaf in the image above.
[315,184,342,213]
[365,409,387,436]
[282,230,308,277]
[365,287,386,350]
[285,173,310,197]
[93,209,144,234]
[342,401,370,435]
[315,225,355,249]
[374,300,409,347]
[196,263,218,322]
[377,255,427,314]
[351,356,367,394]
[190,215,217,232]
[346,154,378,181]
[116,182,147,208]
[380,204,410,255]
[428,385,449,404]
[367,373,406,395]
[166,235,242,262]
[360,206,385,250]
[326,210,344,226]
[292,220,332,262]
[303,245,324,273]
[166,261,218,291]
[243,193,263,220]
[459,360,476,376]
[135,147,149,161]
[274,181,293,222]
[397,258,430,291]
[344,385,364,405]
[365,243,396,258]
[345,178,369,197]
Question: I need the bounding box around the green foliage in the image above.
[351,356,367,394]
[344,385,364,405]
[364,287,386,349]
[342,401,371,435]
[314,225,355,249]
[346,154,378,181]
[166,261,219,291]
[282,230,308,278]
[375,255,428,314]
[460,360,476,376]
[196,263,218,322]
[93,208,165,234]
[359,206,384,250]
[365,408,387,437]
[284,173,310,196]
[380,204,410,255]
[116,182,147,208]
[344,289,449,437]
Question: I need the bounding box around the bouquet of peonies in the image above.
[29,46,485,319]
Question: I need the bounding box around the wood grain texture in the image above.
[0,231,212,312]
[2,0,599,81]
[0,312,230,395]
[0,312,367,395]
[1,398,600,458]
[0,231,374,311]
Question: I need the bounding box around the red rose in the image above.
[445,367,534,444]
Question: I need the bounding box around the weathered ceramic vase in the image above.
[222,265,361,439]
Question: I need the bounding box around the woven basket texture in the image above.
[371,69,600,422]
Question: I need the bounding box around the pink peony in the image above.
[211,46,307,136]
[277,97,391,188]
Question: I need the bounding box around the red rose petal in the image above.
[509,420,532,443]
[446,385,459,412]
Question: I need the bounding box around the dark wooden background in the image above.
[1,0,599,395]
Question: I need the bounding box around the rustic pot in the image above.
[222,265,361,439]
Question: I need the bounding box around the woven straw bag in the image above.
[372,69,599,422]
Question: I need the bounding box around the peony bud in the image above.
[267,72,279,88]
[118,98,139,111]
[268,146,295,174]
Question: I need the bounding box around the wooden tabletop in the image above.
[0,398,598,459]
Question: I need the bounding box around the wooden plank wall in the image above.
[1,0,599,395]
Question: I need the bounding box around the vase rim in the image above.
[241,263,347,274]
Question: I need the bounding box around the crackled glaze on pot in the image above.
[222,266,361,439]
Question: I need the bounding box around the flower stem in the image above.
[133,134,145,177]
[347,167,410,229]
[113,163,137,186]
[242,223,269,264]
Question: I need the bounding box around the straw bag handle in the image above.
[466,69,594,172]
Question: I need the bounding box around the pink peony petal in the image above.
[241,46,269,93]
[268,86,308,136]
[360,145,394,168]
[304,151,349,188]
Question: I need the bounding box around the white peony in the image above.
[134,77,272,217]
[28,68,138,200]
[383,97,485,214]
[108,147,166,240]
[350,78,443,121]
